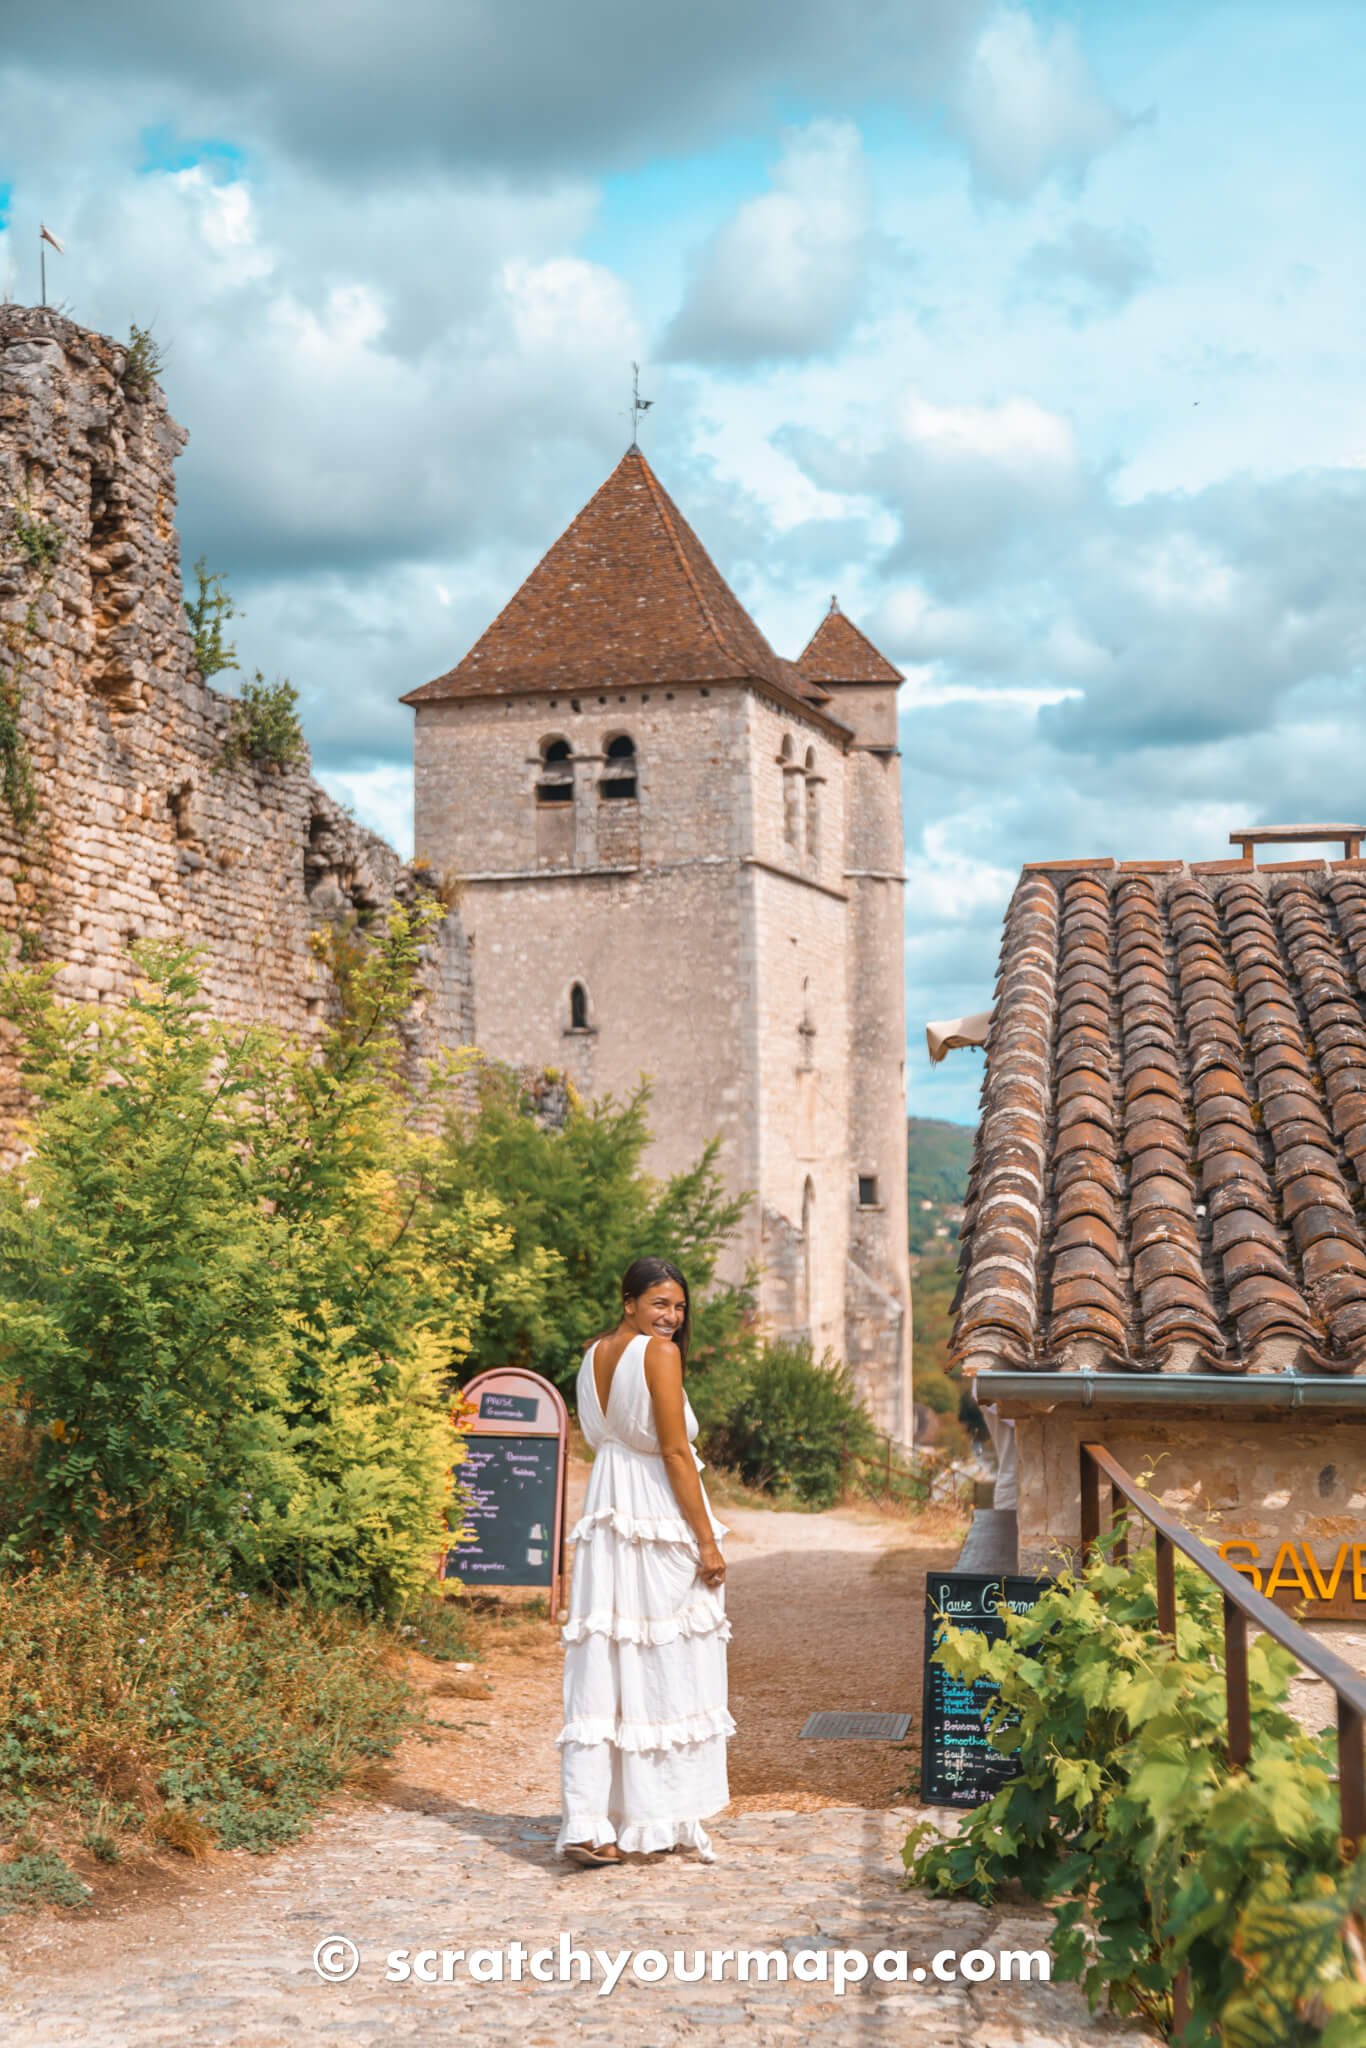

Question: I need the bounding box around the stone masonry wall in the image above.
[413,686,761,1290]
[0,307,471,1155]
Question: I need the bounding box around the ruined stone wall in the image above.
[0,307,471,1154]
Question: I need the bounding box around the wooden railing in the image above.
[1080,1441,1366,2033]
[1080,1442,1366,1848]
[838,1424,935,1503]
[837,1426,979,1506]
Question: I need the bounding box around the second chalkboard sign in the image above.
[920,1571,1051,1809]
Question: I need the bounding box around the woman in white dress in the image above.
[556,1256,733,1868]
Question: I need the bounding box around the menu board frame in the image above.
[442,1368,570,1619]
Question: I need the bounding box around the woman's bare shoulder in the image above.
[642,1335,684,1380]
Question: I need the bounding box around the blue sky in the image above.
[3,1,1365,1124]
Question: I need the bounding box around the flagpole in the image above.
[40,230,45,308]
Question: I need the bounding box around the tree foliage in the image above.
[0,905,515,1611]
[905,1537,1366,2045]
[433,1066,752,1389]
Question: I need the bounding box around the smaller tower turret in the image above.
[797,598,911,1439]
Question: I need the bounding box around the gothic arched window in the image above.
[536,736,573,806]
[569,981,590,1031]
[600,733,637,801]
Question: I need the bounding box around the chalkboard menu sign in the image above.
[442,1368,570,1613]
[920,1572,1050,1809]
[446,1435,561,1585]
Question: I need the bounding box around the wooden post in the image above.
[1155,1530,1176,1640]
[1224,1596,1251,1770]
[1080,1444,1100,1561]
[1339,1698,1365,1853]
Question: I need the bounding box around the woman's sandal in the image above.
[562,1842,623,1869]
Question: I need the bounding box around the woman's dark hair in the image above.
[621,1256,691,1366]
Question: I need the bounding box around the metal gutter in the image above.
[976,1370,1366,1411]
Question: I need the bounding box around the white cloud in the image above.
[896,390,1076,469]
[314,763,415,857]
[663,121,874,364]
[950,5,1133,199]
[790,388,1091,590]
[1016,218,1152,316]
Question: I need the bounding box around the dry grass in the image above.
[149,1808,215,1863]
[0,1545,419,1880]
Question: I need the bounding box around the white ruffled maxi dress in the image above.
[556,1331,733,1860]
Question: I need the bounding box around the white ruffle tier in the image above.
[558,1703,737,1752]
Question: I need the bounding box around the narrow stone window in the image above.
[600,733,637,801]
[569,982,590,1031]
[798,976,816,1070]
[536,736,573,805]
[780,735,799,847]
[858,1174,880,1208]
[802,1176,815,1333]
[804,746,820,861]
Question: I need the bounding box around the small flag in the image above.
[40,224,64,254]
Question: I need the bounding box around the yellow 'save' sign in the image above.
[1217,1539,1366,1618]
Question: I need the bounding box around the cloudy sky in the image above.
[3,1,1365,1123]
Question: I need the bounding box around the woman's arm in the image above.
[644,1337,726,1587]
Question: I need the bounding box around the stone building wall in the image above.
[413,667,913,1439]
[0,307,470,1156]
[412,685,762,1288]
[843,738,911,1432]
[743,690,852,1360]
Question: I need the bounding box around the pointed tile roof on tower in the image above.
[402,446,828,713]
[796,598,903,686]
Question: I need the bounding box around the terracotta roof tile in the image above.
[402,447,828,715]
[795,601,903,686]
[952,857,1366,1375]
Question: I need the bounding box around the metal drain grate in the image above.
[798,1711,911,1741]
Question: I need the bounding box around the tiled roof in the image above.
[797,601,903,686]
[953,859,1366,1376]
[402,447,824,712]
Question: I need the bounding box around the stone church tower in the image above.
[404,448,912,1441]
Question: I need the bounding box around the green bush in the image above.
[221,671,307,772]
[0,905,510,1612]
[700,1340,877,1507]
[184,556,239,680]
[122,323,166,399]
[0,1851,91,1913]
[0,1549,414,1862]
[905,1537,1366,2045]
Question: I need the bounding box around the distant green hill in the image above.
[907,1117,976,1448]
[907,1116,974,1252]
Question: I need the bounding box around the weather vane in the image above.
[629,361,653,448]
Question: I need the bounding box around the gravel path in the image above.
[0,1467,1156,2045]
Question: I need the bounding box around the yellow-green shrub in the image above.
[0,907,516,1612]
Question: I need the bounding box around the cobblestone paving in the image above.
[1,1802,1155,2046]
